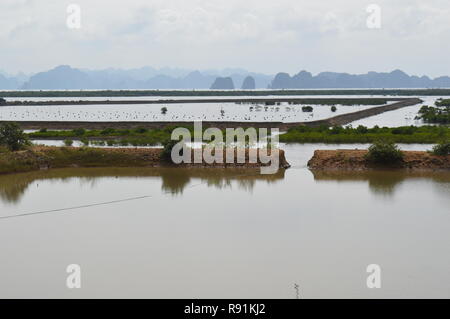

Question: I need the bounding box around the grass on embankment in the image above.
[29,126,174,141]
[29,125,450,146]
[0,146,163,175]
[28,127,177,146]
[279,125,450,144]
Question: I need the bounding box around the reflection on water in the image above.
[0,167,286,204]
[311,170,450,196]
[2,167,448,205]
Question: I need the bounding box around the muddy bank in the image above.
[0,146,290,175]
[308,150,450,171]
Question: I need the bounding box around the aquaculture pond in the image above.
[2,95,448,127]
[0,95,400,124]
[0,102,381,124]
[0,144,449,298]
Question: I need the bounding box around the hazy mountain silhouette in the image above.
[0,73,22,90]
[22,65,92,90]
[16,65,270,90]
[241,76,256,89]
[5,65,450,90]
[269,70,450,89]
[210,77,235,90]
[143,71,217,89]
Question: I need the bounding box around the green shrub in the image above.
[72,128,86,136]
[417,104,450,124]
[431,142,450,156]
[100,128,115,135]
[64,139,74,147]
[356,125,369,134]
[134,127,148,134]
[331,106,337,112]
[118,129,130,135]
[0,122,30,151]
[435,99,450,107]
[330,126,344,135]
[161,139,183,163]
[302,106,313,112]
[365,140,404,164]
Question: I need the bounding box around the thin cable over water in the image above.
[0,171,263,221]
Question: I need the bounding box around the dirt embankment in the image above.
[303,98,423,127]
[0,147,290,175]
[308,150,450,171]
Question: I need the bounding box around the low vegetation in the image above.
[28,126,177,146]
[24,124,450,146]
[64,139,74,147]
[161,139,182,163]
[435,99,450,107]
[417,105,450,124]
[27,126,267,147]
[0,146,164,175]
[0,122,30,151]
[280,125,449,144]
[365,140,404,165]
[431,141,450,156]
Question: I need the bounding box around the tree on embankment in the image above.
[0,122,30,151]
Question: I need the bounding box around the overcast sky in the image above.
[1,0,449,77]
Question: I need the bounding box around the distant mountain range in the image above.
[269,70,450,89]
[0,73,22,90]
[1,66,450,90]
[12,65,272,90]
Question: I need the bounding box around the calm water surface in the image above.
[0,144,449,298]
[3,95,447,128]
